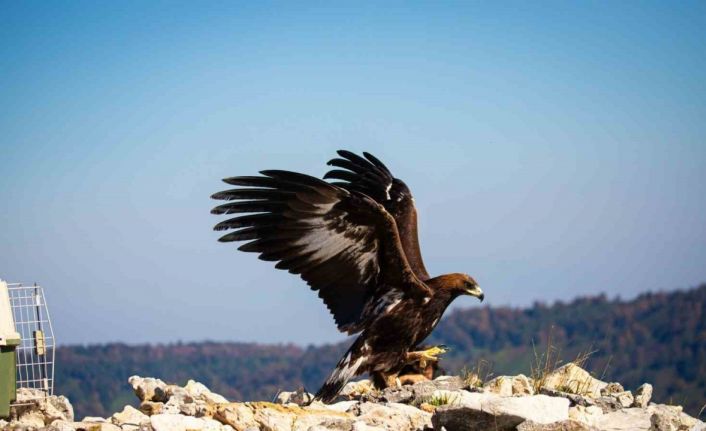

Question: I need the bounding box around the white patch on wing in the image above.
[295,215,378,281]
[373,290,404,314]
[384,183,392,200]
[385,299,401,312]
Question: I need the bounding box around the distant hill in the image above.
[54,284,706,420]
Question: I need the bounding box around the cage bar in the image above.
[7,283,56,405]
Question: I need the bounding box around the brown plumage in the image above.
[211,151,484,402]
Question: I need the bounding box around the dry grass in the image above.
[461,358,494,388]
[530,327,562,393]
[529,326,598,395]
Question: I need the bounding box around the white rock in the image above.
[633,383,653,408]
[13,408,45,428]
[354,402,432,430]
[49,419,78,431]
[54,420,122,431]
[129,375,170,402]
[352,420,387,431]
[649,404,702,431]
[215,403,258,430]
[323,400,359,413]
[111,405,150,429]
[615,391,634,408]
[44,395,75,423]
[569,404,604,428]
[543,363,608,397]
[483,376,513,396]
[484,394,570,424]
[601,382,625,396]
[185,379,229,404]
[151,413,227,431]
[484,374,534,396]
[433,391,569,429]
[82,416,108,422]
[593,407,652,430]
[511,374,535,395]
[340,379,374,399]
[276,388,314,406]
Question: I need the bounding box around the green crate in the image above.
[0,339,20,419]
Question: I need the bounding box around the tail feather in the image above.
[315,345,367,403]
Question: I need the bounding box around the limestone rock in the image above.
[82,416,107,422]
[516,419,596,430]
[615,391,634,409]
[543,363,608,397]
[215,403,258,431]
[151,413,231,431]
[214,402,358,431]
[110,405,150,430]
[51,420,122,431]
[10,408,46,428]
[512,374,535,395]
[164,385,216,417]
[483,375,513,396]
[139,401,165,416]
[432,405,524,431]
[9,389,75,427]
[633,383,653,408]
[649,404,700,431]
[352,402,432,430]
[484,374,534,396]
[323,400,359,413]
[483,394,570,424]
[368,377,466,405]
[184,380,230,405]
[541,388,596,408]
[593,407,652,430]
[594,396,626,413]
[129,376,169,402]
[275,388,314,406]
[430,375,467,391]
[431,393,570,430]
[601,383,626,396]
[340,379,375,400]
[45,395,75,424]
[569,404,604,428]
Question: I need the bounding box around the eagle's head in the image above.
[437,273,484,302]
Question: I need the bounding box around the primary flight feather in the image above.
[211,151,483,402]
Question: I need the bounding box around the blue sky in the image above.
[1,1,705,345]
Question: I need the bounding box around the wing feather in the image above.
[324,150,431,280]
[212,170,427,334]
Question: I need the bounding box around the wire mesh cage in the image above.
[7,283,56,405]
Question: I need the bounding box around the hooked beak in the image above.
[466,285,484,302]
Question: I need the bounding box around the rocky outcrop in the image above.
[3,366,704,431]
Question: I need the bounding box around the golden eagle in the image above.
[211,150,483,402]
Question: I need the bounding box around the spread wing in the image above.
[324,150,430,280]
[211,170,429,334]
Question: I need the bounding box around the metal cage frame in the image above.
[7,283,56,405]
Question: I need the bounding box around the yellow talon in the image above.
[416,345,448,368]
[422,346,448,358]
